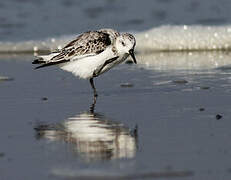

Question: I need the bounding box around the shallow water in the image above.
[1,53,231,180]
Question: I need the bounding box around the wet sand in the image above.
[1,54,231,180]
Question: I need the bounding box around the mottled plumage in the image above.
[60,31,111,56]
[32,28,136,97]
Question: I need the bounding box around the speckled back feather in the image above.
[51,31,112,61]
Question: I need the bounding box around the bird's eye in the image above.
[122,41,125,46]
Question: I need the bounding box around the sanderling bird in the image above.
[32,28,137,97]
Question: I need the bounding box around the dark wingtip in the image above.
[33,59,45,69]
[34,64,49,69]
[32,58,44,64]
[33,59,70,70]
[32,60,39,64]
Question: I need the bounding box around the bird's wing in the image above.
[33,31,113,69]
[51,31,112,62]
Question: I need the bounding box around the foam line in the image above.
[136,25,231,52]
[1,25,231,53]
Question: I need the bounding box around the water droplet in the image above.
[183,25,188,30]
[33,46,38,52]
[145,33,149,38]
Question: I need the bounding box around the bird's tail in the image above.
[32,53,69,69]
[32,53,59,64]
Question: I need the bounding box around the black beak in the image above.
[129,49,137,64]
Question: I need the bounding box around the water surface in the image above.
[1,53,231,179]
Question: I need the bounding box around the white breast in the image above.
[60,48,116,79]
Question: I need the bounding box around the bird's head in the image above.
[115,33,137,64]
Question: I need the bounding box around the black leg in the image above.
[90,95,97,113]
[90,78,98,98]
[89,78,97,113]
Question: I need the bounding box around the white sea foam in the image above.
[135,25,231,52]
[0,35,75,53]
[1,25,231,53]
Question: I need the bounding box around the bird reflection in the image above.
[35,103,137,161]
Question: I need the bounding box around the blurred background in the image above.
[1,0,231,41]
